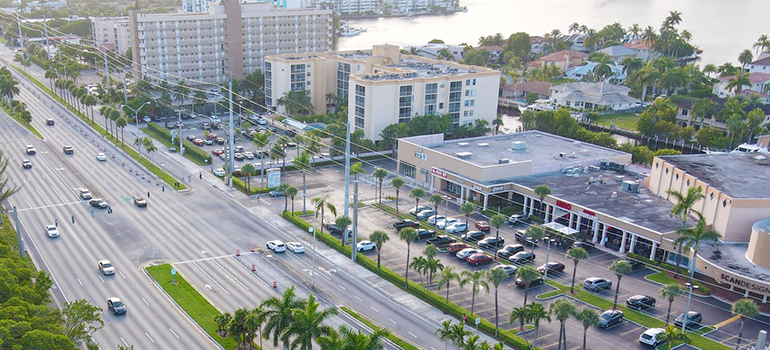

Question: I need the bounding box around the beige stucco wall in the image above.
[747,224,770,269]
[696,253,770,297]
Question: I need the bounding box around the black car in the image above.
[89,198,109,209]
[626,295,656,310]
[478,236,505,248]
[46,118,55,126]
[497,244,524,259]
[133,197,147,207]
[622,257,645,270]
[107,297,126,315]
[515,229,537,246]
[515,276,544,288]
[461,230,486,242]
[570,241,596,251]
[393,219,420,230]
[537,261,566,274]
[598,310,623,328]
[415,229,437,240]
[509,251,536,264]
[427,235,457,247]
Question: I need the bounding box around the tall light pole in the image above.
[310,187,336,290]
[121,101,151,158]
[682,282,699,333]
[543,236,554,281]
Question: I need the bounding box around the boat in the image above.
[731,143,770,154]
[338,24,366,37]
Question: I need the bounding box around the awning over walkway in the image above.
[543,222,579,236]
[553,208,570,219]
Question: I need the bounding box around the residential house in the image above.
[563,61,627,83]
[749,54,770,74]
[526,50,588,72]
[673,97,770,135]
[416,43,466,61]
[550,82,640,110]
[561,33,587,51]
[476,45,504,60]
[530,36,546,55]
[623,39,657,61]
[712,72,770,99]
[501,81,553,99]
[596,45,642,63]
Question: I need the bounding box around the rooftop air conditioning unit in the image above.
[498,158,510,164]
[511,141,527,151]
[477,143,489,147]
[622,180,639,193]
[458,142,470,147]
[455,152,473,159]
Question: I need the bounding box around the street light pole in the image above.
[311,187,336,290]
[121,101,151,158]
[682,282,699,333]
[543,237,552,281]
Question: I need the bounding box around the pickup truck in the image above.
[427,235,457,248]
[393,219,420,230]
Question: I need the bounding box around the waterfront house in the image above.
[623,40,657,61]
[530,36,546,55]
[712,72,770,99]
[527,50,588,71]
[749,54,770,74]
[550,82,640,111]
[563,61,627,83]
[501,81,553,99]
[596,45,643,62]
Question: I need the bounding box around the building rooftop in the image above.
[699,242,770,284]
[361,57,487,81]
[426,131,628,171]
[659,153,770,199]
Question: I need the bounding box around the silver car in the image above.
[583,277,612,291]
[456,248,483,260]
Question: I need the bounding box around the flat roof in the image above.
[659,153,770,198]
[361,57,483,81]
[426,131,629,171]
[515,171,683,233]
[698,242,770,284]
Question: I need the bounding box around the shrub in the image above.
[147,122,212,164]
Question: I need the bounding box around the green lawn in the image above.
[145,264,240,350]
[591,113,639,131]
[340,307,420,350]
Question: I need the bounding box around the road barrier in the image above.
[272,280,277,288]
[250,244,255,252]
[251,264,256,272]
[236,249,240,256]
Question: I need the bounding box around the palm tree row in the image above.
[435,319,505,350]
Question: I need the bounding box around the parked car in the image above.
[475,220,491,231]
[107,297,126,315]
[583,277,612,291]
[45,225,59,238]
[266,240,286,253]
[427,215,446,225]
[461,230,486,242]
[22,159,32,169]
[492,264,517,276]
[243,151,255,159]
[598,310,624,328]
[537,261,566,274]
[186,134,196,141]
[193,139,205,146]
[674,311,702,329]
[497,244,524,259]
[98,260,115,275]
[437,217,460,229]
[416,209,436,220]
[447,242,472,253]
[478,236,505,248]
[570,241,596,251]
[415,229,437,240]
[456,248,483,260]
[508,214,529,224]
[427,235,457,248]
[133,197,147,207]
[515,276,544,288]
[409,205,433,216]
[234,153,245,161]
[393,219,420,230]
[89,198,109,209]
[269,189,285,197]
[622,257,645,270]
[286,242,304,254]
[639,328,665,347]
[95,153,107,161]
[213,169,225,177]
[509,251,536,264]
[466,253,494,266]
[212,148,224,156]
[215,137,225,145]
[515,229,537,246]
[202,122,211,130]
[356,240,376,252]
[446,222,468,234]
[627,295,657,310]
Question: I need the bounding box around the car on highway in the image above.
[456,248,483,260]
[492,264,517,276]
[415,209,436,220]
[269,189,285,197]
[393,219,420,230]
[22,159,32,169]
[409,205,433,216]
[25,145,36,155]
[461,230,486,242]
[79,189,92,199]
[598,310,623,328]
[45,225,59,238]
[570,241,596,251]
[89,198,109,209]
[356,240,376,252]
[437,217,460,229]
[496,244,524,259]
[63,145,74,154]
[212,148,224,156]
[475,220,491,231]
[213,169,225,177]
[639,328,665,347]
[133,197,147,207]
[46,118,55,125]
[478,236,505,248]
[427,215,446,225]
[95,153,107,161]
[427,235,457,247]
[266,240,286,253]
[98,260,115,275]
[627,295,656,310]
[107,297,126,315]
[515,276,544,288]
[467,253,494,266]
[447,242,472,253]
[446,222,468,233]
[537,261,566,274]
[509,251,536,264]
[415,229,437,240]
[583,277,612,291]
[286,242,304,254]
[674,311,702,329]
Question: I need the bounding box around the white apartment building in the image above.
[264,44,500,141]
[129,0,332,84]
[90,16,128,51]
[182,0,301,13]
[114,21,132,56]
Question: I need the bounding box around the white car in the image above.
[266,240,286,253]
[437,217,460,229]
[243,151,255,159]
[427,215,446,225]
[95,153,107,161]
[456,248,483,260]
[356,240,376,252]
[98,260,115,275]
[213,169,225,177]
[142,116,152,123]
[286,242,304,254]
[446,222,468,233]
[256,117,267,125]
[45,225,59,238]
[639,328,665,347]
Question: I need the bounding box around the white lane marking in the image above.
[16,200,83,212]
[354,295,362,302]
[389,319,397,325]
[145,333,155,343]
[120,337,128,347]
[175,253,249,265]
[169,328,179,339]
[142,298,149,306]
[119,271,126,279]
[15,219,68,303]
[370,306,379,313]
[338,284,347,291]
[98,275,104,283]
[51,185,65,203]
[34,187,50,206]
[408,331,417,339]
[213,258,249,290]
[77,278,83,286]
[193,261,230,295]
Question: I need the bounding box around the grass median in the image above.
[340,307,421,350]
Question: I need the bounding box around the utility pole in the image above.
[178,109,184,156]
[16,12,23,49]
[343,122,351,245]
[43,15,51,58]
[103,44,109,82]
[14,207,23,258]
[228,80,234,188]
[351,180,359,261]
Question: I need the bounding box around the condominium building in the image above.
[129,0,332,84]
[264,44,500,140]
[90,16,129,52]
[181,0,301,13]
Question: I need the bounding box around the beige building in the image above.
[90,16,129,52]
[265,44,500,140]
[129,1,332,84]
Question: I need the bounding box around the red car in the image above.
[207,133,218,140]
[193,138,205,146]
[447,242,472,253]
[212,148,224,156]
[466,253,493,266]
[475,220,491,231]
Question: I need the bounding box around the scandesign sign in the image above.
[720,273,770,296]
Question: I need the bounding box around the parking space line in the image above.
[620,326,643,336]
[714,314,740,328]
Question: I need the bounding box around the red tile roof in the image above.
[624,40,653,50]
[718,72,770,84]
[477,45,504,52]
[751,56,770,66]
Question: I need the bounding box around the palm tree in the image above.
[312,195,334,235]
[609,260,633,310]
[592,54,615,81]
[509,306,529,331]
[392,177,405,212]
[738,50,754,70]
[576,308,600,350]
[429,194,444,219]
[435,320,455,350]
[335,216,352,246]
[286,186,299,214]
[271,143,286,172]
[410,256,428,286]
[460,202,476,227]
[425,257,443,285]
[373,168,388,203]
[666,186,704,277]
[663,324,688,350]
[528,303,551,350]
[409,188,426,213]
[549,298,577,350]
[566,247,588,293]
[214,312,232,336]
[675,218,721,283]
[316,326,345,350]
[516,266,540,307]
[526,225,546,254]
[490,214,506,240]
[753,34,770,54]
[732,298,760,350]
[228,308,250,346]
[690,98,717,128]
[282,294,338,350]
[253,131,271,188]
[660,283,683,326]
[632,64,659,102]
[350,161,365,181]
[460,270,489,316]
[534,185,551,219]
[437,266,460,303]
[294,151,313,212]
[244,307,264,348]
[116,117,128,145]
[450,323,470,348]
[621,57,644,76]
[370,230,390,268]
[241,164,256,194]
[400,227,419,289]
[726,70,751,95]
[260,285,307,348]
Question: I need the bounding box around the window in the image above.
[446,181,462,195]
[399,161,416,178]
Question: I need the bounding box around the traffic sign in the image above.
[171,268,176,275]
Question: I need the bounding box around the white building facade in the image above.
[182,0,301,13]
[90,16,129,52]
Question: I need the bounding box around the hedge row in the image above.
[627,252,711,295]
[146,122,212,165]
[230,175,276,195]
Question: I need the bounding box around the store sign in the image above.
[492,186,505,193]
[414,151,427,160]
[720,273,770,295]
[556,200,572,210]
[583,210,595,216]
[472,185,482,191]
[432,168,447,178]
